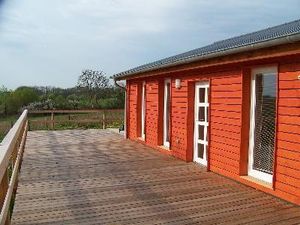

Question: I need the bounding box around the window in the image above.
[248,67,277,183]
[141,82,146,139]
[163,79,171,147]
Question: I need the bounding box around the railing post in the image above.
[0,170,9,225]
[102,111,106,129]
[0,170,8,212]
[51,111,54,130]
[45,117,48,130]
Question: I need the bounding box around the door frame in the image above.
[193,81,209,166]
[248,66,277,184]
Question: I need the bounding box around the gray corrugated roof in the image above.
[114,19,300,80]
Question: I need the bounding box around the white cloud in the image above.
[0,0,299,89]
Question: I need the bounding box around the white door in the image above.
[163,79,171,148]
[194,81,209,166]
[248,67,277,183]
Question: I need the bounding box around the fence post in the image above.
[102,111,106,129]
[45,117,47,129]
[51,111,54,130]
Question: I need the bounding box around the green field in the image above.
[0,115,17,142]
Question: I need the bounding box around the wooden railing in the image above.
[0,110,28,225]
[28,109,124,130]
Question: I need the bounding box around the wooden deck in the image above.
[12,130,300,225]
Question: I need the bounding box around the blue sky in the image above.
[0,0,299,89]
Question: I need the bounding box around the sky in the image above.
[0,0,299,89]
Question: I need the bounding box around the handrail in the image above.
[0,110,28,224]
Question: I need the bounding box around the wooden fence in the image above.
[28,109,124,130]
[0,110,28,224]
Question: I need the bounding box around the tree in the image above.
[13,87,39,106]
[0,86,10,115]
[77,69,109,107]
[5,87,39,114]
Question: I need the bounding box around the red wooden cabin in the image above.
[114,20,300,205]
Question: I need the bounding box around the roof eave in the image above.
[114,33,300,81]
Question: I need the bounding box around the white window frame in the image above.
[141,82,146,139]
[248,66,277,184]
[194,81,209,166]
[163,79,171,148]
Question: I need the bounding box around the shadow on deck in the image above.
[12,130,300,225]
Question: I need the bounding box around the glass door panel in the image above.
[194,81,209,166]
[248,67,277,183]
[163,79,171,147]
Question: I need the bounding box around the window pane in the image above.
[253,73,276,174]
[205,143,208,160]
[165,83,170,142]
[199,88,205,103]
[198,107,205,121]
[140,83,146,137]
[198,143,204,159]
[207,87,209,103]
[206,127,209,142]
[206,107,209,122]
[198,125,204,140]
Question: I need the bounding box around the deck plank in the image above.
[12,129,300,224]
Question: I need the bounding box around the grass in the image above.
[0,123,12,142]
[0,115,19,142]
[0,115,18,122]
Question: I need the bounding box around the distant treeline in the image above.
[0,69,125,115]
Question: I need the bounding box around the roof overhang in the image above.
[113,33,300,81]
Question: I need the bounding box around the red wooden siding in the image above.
[145,80,160,146]
[125,57,300,205]
[209,74,243,176]
[128,82,138,139]
[171,80,188,160]
[275,62,300,203]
